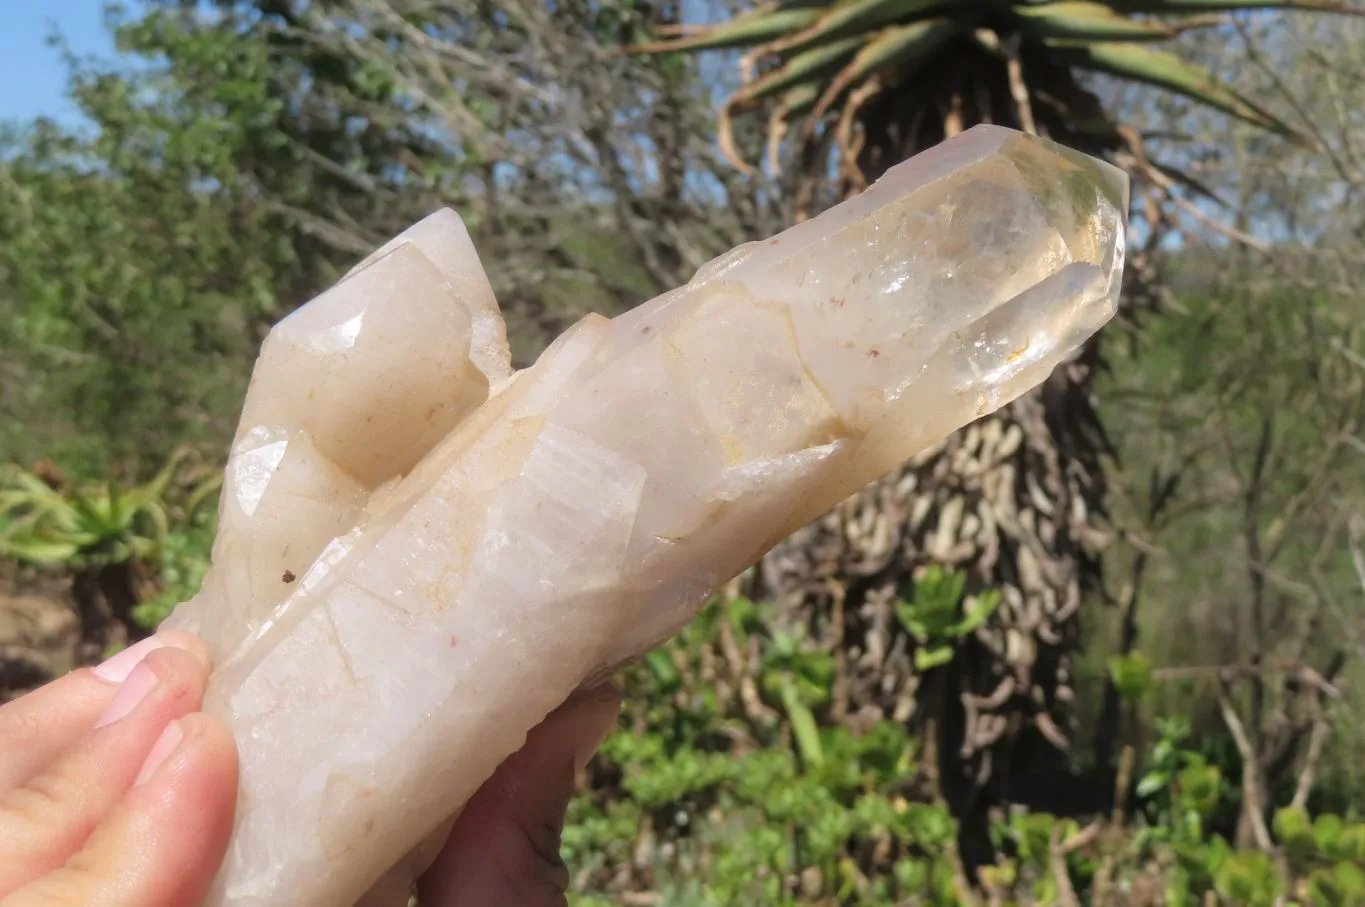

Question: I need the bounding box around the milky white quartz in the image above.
[161,125,1128,906]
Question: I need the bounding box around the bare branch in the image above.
[1217,678,1276,853]
[1290,710,1331,811]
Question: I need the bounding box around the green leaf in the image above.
[1052,42,1302,138]
[0,536,83,564]
[644,649,681,692]
[183,473,224,518]
[768,0,954,58]
[1317,814,1345,857]
[1337,824,1365,862]
[1176,763,1221,817]
[0,490,63,522]
[810,19,960,121]
[1309,860,1365,907]
[1274,806,1317,867]
[774,82,823,123]
[72,491,120,535]
[141,499,170,546]
[131,598,177,630]
[914,645,955,671]
[1017,1,1177,41]
[780,681,824,767]
[1157,715,1193,742]
[979,859,1018,891]
[623,3,823,54]
[1214,851,1284,905]
[1113,0,1361,12]
[734,36,864,106]
[1108,651,1154,701]
[915,565,967,613]
[115,448,186,519]
[2,466,65,500]
[949,589,1001,637]
[1333,861,1365,898]
[0,470,83,532]
[1136,771,1169,798]
[894,599,929,639]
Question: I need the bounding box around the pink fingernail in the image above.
[134,721,183,787]
[94,662,160,728]
[92,636,167,684]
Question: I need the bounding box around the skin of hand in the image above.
[0,629,621,907]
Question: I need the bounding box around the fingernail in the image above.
[134,721,183,787]
[92,635,167,684]
[94,662,160,729]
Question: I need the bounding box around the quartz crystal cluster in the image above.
[162,124,1128,906]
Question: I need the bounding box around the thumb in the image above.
[417,684,621,907]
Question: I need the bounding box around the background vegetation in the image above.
[2,1,1364,904]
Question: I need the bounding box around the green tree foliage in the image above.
[565,596,1365,905]
[0,1,444,475]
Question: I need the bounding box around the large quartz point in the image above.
[162,125,1128,906]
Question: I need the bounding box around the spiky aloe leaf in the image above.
[811,19,960,120]
[1053,41,1300,136]
[0,490,29,515]
[0,536,84,565]
[0,466,68,507]
[1017,1,1178,41]
[1113,0,1359,12]
[0,489,63,520]
[721,38,862,170]
[115,448,188,523]
[736,35,864,105]
[182,473,224,518]
[622,2,823,54]
[0,488,83,535]
[765,0,954,58]
[141,499,171,547]
[72,492,121,535]
[777,82,822,119]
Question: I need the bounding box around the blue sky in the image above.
[0,0,114,124]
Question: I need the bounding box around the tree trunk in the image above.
[748,44,1125,874]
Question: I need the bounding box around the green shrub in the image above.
[563,596,1364,905]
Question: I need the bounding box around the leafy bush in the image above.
[565,596,1364,906]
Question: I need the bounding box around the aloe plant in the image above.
[0,456,180,568]
[0,451,221,651]
[631,0,1357,173]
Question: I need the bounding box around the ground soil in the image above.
[0,562,84,702]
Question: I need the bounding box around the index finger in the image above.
[0,631,208,791]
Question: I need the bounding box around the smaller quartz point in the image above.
[163,125,1128,906]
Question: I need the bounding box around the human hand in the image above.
[0,631,239,906]
[0,629,619,907]
[416,683,621,907]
